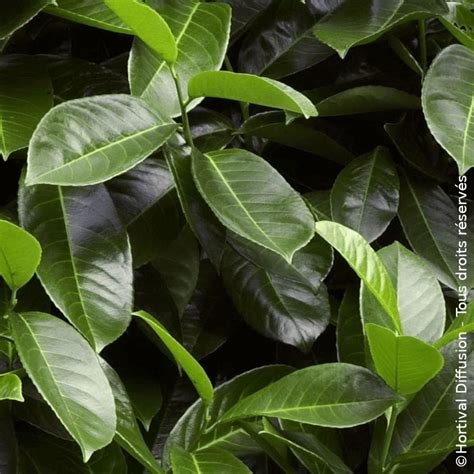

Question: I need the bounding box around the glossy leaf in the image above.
[192,148,315,262]
[133,310,214,407]
[0,0,53,39]
[104,0,177,64]
[314,0,448,58]
[0,219,41,292]
[18,179,133,352]
[223,0,272,40]
[440,2,474,51]
[366,324,444,395]
[0,372,23,402]
[331,147,399,242]
[221,363,401,427]
[25,94,178,186]
[10,312,116,461]
[0,55,53,160]
[315,221,401,332]
[422,44,474,174]
[188,71,318,118]
[129,0,231,118]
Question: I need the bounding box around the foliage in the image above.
[0,0,473,472]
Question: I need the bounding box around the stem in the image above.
[171,66,194,148]
[418,19,427,73]
[380,406,399,468]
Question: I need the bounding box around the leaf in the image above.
[422,44,474,174]
[45,0,130,33]
[440,2,474,52]
[171,447,251,473]
[330,147,399,242]
[365,324,444,396]
[315,221,401,332]
[133,310,214,407]
[190,108,235,152]
[223,0,272,40]
[104,0,177,64]
[385,335,474,472]
[0,0,53,39]
[309,86,421,116]
[0,372,23,402]
[192,148,315,262]
[18,179,133,352]
[397,173,471,289]
[129,0,231,118]
[221,363,401,428]
[0,55,53,160]
[25,94,178,186]
[100,360,164,474]
[437,301,474,348]
[0,219,41,292]
[361,243,446,343]
[188,71,318,118]
[10,312,116,461]
[314,0,448,58]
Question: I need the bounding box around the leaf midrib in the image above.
[462,94,474,169]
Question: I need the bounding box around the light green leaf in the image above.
[366,324,444,396]
[0,372,23,402]
[25,94,178,186]
[19,179,133,352]
[314,0,448,58]
[188,71,318,118]
[133,310,213,407]
[171,447,251,473]
[192,148,315,262]
[331,147,399,242]
[11,312,116,461]
[129,0,231,118]
[221,364,401,428]
[436,301,474,348]
[0,0,53,39]
[422,44,474,174]
[315,221,401,332]
[104,0,177,64]
[0,219,41,292]
[46,0,130,34]
[0,55,53,160]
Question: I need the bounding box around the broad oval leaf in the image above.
[0,0,53,39]
[0,219,41,291]
[0,55,53,160]
[422,44,474,174]
[133,310,214,407]
[104,0,177,64]
[18,179,133,352]
[366,324,444,396]
[331,147,400,242]
[314,0,448,58]
[221,363,401,428]
[192,148,315,262]
[315,221,401,332]
[0,373,23,402]
[188,71,318,118]
[25,94,178,186]
[129,0,231,118]
[10,312,116,461]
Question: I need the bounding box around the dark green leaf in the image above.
[0,0,53,39]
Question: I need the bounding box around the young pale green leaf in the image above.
[361,243,446,343]
[331,147,400,243]
[221,364,401,428]
[10,312,116,462]
[104,0,177,64]
[0,219,41,292]
[100,360,164,474]
[0,373,23,402]
[0,0,54,39]
[366,324,444,396]
[133,310,213,407]
[171,447,251,474]
[46,0,130,34]
[192,148,315,262]
[315,221,401,332]
[314,0,448,58]
[25,94,178,186]
[422,44,474,174]
[440,3,474,51]
[188,71,318,118]
[0,55,53,160]
[129,0,231,118]
[19,180,133,352]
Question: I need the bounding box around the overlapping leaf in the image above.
[0,0,53,39]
